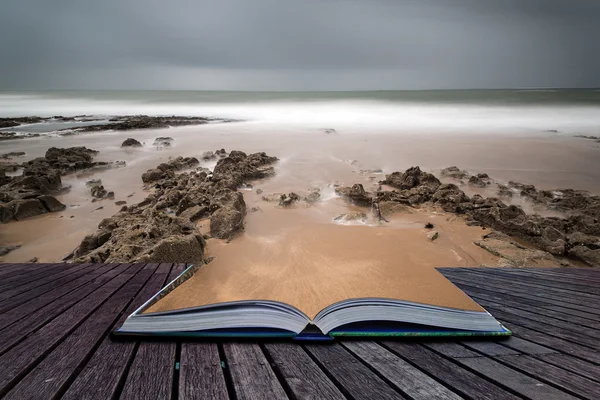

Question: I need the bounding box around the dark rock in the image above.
[440,166,469,179]
[210,189,246,239]
[66,116,213,134]
[0,244,21,256]
[280,192,300,207]
[38,195,66,212]
[431,184,471,213]
[383,167,441,191]
[121,138,142,147]
[212,151,277,190]
[335,184,372,206]
[28,257,39,263]
[425,222,434,229]
[497,184,514,198]
[256,189,263,195]
[334,212,367,223]
[201,151,217,161]
[468,173,491,188]
[115,201,127,206]
[12,199,47,220]
[90,184,108,199]
[0,151,25,160]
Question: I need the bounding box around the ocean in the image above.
[1,89,600,135]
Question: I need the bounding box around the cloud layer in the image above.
[1,0,599,90]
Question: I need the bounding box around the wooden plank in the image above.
[460,284,600,325]
[468,268,600,296]
[0,263,129,355]
[3,263,156,400]
[343,341,462,400]
[0,263,55,280]
[264,343,345,400]
[488,268,600,286]
[456,357,577,400]
[496,320,600,365]
[120,263,178,400]
[0,263,145,396]
[305,343,404,399]
[0,263,120,332]
[446,274,600,316]
[381,341,520,400]
[422,342,481,358]
[61,264,172,400]
[459,341,520,357]
[536,353,600,384]
[0,263,74,290]
[0,263,95,311]
[484,307,600,349]
[472,297,600,338]
[494,337,557,356]
[223,343,288,400]
[497,354,600,399]
[179,343,229,400]
[448,269,600,303]
[119,342,176,400]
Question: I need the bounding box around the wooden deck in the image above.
[0,263,599,400]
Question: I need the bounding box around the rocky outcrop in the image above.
[141,156,200,183]
[121,138,142,147]
[0,146,115,223]
[212,151,278,190]
[468,173,491,188]
[383,167,441,191]
[338,165,600,267]
[0,152,25,160]
[335,184,372,206]
[71,149,278,262]
[334,212,367,224]
[440,166,469,179]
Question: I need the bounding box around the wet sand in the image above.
[2,122,600,266]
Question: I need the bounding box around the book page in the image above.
[145,221,485,319]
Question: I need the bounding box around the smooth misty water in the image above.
[1,89,600,135]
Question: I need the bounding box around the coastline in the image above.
[2,116,600,270]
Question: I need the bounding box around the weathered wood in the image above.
[535,353,600,384]
[0,263,86,299]
[459,341,520,357]
[467,268,600,296]
[472,296,600,337]
[0,263,120,332]
[484,268,600,287]
[0,263,74,291]
[120,342,176,400]
[0,263,96,310]
[0,263,57,281]
[343,341,462,400]
[498,337,558,355]
[447,275,600,316]
[3,265,155,400]
[305,343,404,399]
[265,343,345,400]
[0,263,129,355]
[497,354,600,399]
[121,264,178,400]
[179,343,229,400]
[62,265,171,400]
[485,307,600,349]
[496,320,600,364]
[460,284,600,326]
[0,263,145,396]
[422,341,481,358]
[223,343,288,400]
[448,269,600,303]
[457,356,577,400]
[382,341,520,400]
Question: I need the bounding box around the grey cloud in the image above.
[0,0,599,90]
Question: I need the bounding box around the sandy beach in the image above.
[2,118,600,268]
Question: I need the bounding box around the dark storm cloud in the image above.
[0,0,599,90]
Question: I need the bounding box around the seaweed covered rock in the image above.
[383,167,441,191]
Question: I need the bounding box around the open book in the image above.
[114,225,509,340]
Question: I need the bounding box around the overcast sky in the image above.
[1,0,599,90]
